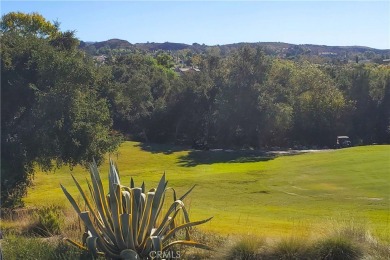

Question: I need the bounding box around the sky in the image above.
[1,1,389,49]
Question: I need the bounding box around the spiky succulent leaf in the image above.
[120,249,140,260]
[61,160,212,259]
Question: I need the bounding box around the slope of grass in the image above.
[23,142,390,241]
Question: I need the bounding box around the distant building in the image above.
[319,52,337,56]
[93,55,107,63]
[175,67,201,75]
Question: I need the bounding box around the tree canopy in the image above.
[1,14,121,207]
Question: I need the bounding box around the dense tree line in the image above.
[105,47,389,148]
[1,12,389,207]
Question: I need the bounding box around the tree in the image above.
[258,59,296,146]
[290,62,351,146]
[49,30,79,51]
[156,52,174,69]
[0,12,59,38]
[215,46,271,147]
[105,54,175,142]
[1,17,121,207]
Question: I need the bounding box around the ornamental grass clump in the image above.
[61,160,212,259]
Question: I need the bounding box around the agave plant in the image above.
[61,160,212,259]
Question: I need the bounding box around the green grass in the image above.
[23,142,390,241]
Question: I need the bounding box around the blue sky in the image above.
[1,1,389,49]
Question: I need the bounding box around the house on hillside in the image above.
[93,55,107,63]
[175,67,201,75]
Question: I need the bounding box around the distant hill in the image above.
[80,39,390,59]
[135,42,191,51]
[80,38,134,50]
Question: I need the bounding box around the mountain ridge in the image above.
[80,39,390,61]
[80,38,389,51]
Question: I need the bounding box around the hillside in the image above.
[80,39,390,59]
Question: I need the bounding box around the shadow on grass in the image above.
[136,142,189,155]
[136,142,314,167]
[177,149,275,167]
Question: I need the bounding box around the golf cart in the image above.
[336,136,352,148]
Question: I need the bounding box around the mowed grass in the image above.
[24,142,390,241]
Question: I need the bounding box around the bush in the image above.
[313,236,362,260]
[1,235,93,260]
[265,237,311,260]
[225,236,265,260]
[30,205,64,237]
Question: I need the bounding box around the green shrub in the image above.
[313,236,362,260]
[265,237,311,260]
[1,235,95,260]
[30,205,64,237]
[225,236,264,260]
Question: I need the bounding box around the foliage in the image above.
[1,235,98,260]
[156,52,174,69]
[312,236,362,260]
[214,46,271,147]
[103,44,389,148]
[1,18,121,207]
[0,12,59,37]
[105,53,176,141]
[225,236,265,260]
[30,205,64,237]
[266,238,311,260]
[61,160,212,259]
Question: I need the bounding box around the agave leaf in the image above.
[109,159,121,186]
[122,191,131,214]
[72,174,117,244]
[163,217,213,243]
[60,184,82,215]
[120,249,140,260]
[116,183,124,215]
[163,240,213,251]
[130,188,142,245]
[90,162,114,229]
[151,236,162,255]
[79,212,120,258]
[114,161,120,175]
[86,236,99,259]
[165,187,177,202]
[179,184,196,201]
[152,206,182,237]
[121,213,135,250]
[120,213,131,248]
[137,191,155,246]
[79,212,102,239]
[139,236,153,256]
[122,186,131,193]
[86,179,95,201]
[144,175,167,239]
[70,174,102,226]
[139,193,146,217]
[151,200,185,236]
[110,184,127,249]
[64,238,88,251]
